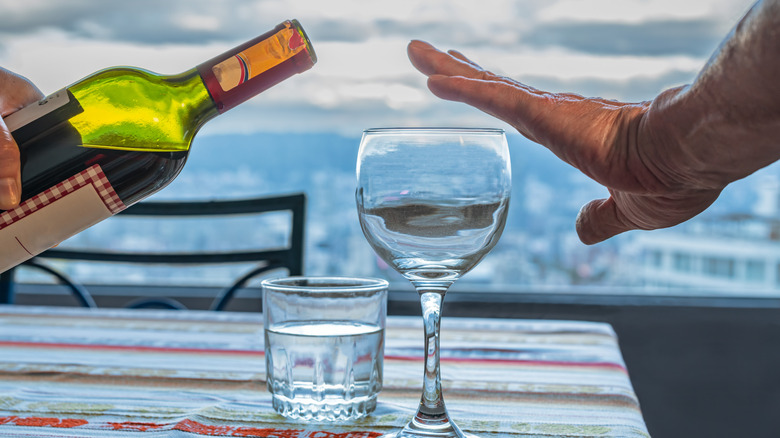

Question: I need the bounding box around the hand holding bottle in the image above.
[407,0,780,244]
[0,20,315,273]
[0,67,43,210]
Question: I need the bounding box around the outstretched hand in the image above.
[0,67,43,210]
[407,40,723,244]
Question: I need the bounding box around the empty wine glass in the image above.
[356,128,511,438]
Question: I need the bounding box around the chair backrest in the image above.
[0,193,306,310]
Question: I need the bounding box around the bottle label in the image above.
[3,89,70,132]
[0,165,126,273]
[211,25,306,92]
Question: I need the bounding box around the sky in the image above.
[0,0,756,136]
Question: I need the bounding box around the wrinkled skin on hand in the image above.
[407,40,724,244]
[0,67,43,210]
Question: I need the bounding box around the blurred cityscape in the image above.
[32,132,780,297]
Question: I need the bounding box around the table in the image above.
[0,305,649,437]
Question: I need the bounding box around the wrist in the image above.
[649,0,780,189]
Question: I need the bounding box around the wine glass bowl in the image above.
[356,128,511,438]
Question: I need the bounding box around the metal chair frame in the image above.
[0,193,306,310]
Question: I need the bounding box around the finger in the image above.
[408,40,492,80]
[446,49,483,70]
[425,74,545,143]
[411,41,638,131]
[409,40,578,145]
[0,118,21,210]
[0,71,43,116]
[411,41,543,93]
[575,197,632,245]
[446,49,525,90]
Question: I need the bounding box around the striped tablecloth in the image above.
[0,305,649,437]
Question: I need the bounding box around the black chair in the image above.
[0,193,306,310]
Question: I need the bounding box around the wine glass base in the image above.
[380,417,478,438]
[380,431,478,438]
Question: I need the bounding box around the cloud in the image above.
[536,0,751,25]
[0,0,756,135]
[304,19,374,43]
[0,0,537,47]
[523,19,725,57]
[199,85,509,136]
[197,65,698,137]
[0,0,280,44]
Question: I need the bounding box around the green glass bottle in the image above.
[0,20,316,273]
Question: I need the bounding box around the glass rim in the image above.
[363,127,505,135]
[261,276,389,293]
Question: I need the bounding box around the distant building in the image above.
[631,215,780,295]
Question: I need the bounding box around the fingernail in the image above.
[0,177,20,209]
[409,40,431,49]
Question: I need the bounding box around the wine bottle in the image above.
[0,19,316,273]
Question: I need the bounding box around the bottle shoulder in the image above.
[67,67,218,151]
[68,67,205,103]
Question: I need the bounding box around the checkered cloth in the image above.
[0,305,649,437]
[0,165,125,231]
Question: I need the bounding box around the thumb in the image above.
[0,118,21,210]
[575,197,631,245]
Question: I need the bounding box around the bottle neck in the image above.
[196,20,316,114]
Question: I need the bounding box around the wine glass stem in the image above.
[415,290,448,422]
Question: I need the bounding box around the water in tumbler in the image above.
[265,320,384,421]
